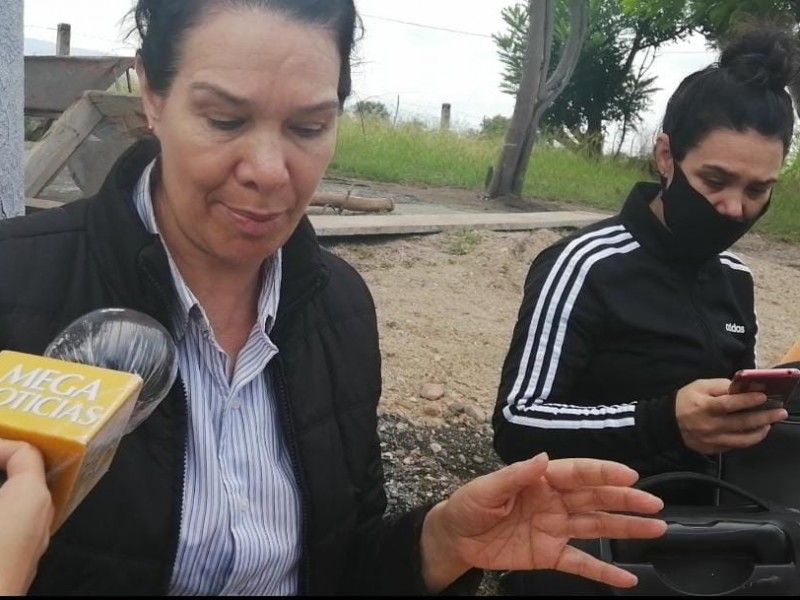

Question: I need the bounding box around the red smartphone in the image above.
[729,368,800,409]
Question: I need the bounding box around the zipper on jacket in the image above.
[164,377,190,593]
[688,276,725,503]
[688,279,718,369]
[270,273,326,594]
[273,357,312,595]
[141,266,189,594]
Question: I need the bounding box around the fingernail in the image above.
[532,452,549,463]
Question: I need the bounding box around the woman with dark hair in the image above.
[493,23,800,595]
[0,0,667,595]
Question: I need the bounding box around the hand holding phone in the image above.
[729,368,800,410]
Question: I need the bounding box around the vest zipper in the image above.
[269,273,325,594]
[689,279,718,367]
[273,358,312,595]
[140,266,189,594]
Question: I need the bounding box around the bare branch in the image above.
[541,0,589,109]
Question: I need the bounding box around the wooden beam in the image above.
[86,91,146,122]
[25,197,66,212]
[24,57,136,116]
[24,94,104,198]
[310,193,394,213]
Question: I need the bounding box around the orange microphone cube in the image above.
[0,350,142,531]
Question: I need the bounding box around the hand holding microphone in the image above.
[0,308,177,531]
[0,439,54,595]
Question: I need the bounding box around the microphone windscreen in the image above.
[45,308,178,434]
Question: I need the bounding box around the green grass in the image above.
[519,150,645,212]
[761,165,800,243]
[331,117,495,188]
[329,116,800,244]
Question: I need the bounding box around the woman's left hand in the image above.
[420,452,667,592]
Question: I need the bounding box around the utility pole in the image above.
[56,23,72,56]
[0,0,25,218]
[440,103,451,131]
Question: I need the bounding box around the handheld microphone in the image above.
[0,308,178,531]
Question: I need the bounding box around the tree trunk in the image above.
[488,0,588,200]
[0,0,24,219]
[487,0,549,200]
[585,111,604,156]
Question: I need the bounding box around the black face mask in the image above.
[660,165,769,262]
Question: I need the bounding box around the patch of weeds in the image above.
[448,230,484,256]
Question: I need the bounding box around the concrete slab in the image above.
[309,211,604,237]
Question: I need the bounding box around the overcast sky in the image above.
[23,0,717,146]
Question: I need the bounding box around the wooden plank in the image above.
[87,91,145,120]
[309,211,604,237]
[24,56,135,117]
[24,94,104,198]
[26,197,66,212]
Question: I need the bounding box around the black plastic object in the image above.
[600,471,800,596]
[44,308,178,433]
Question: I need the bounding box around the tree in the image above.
[624,0,800,104]
[352,100,390,120]
[480,114,511,137]
[624,0,800,39]
[495,0,691,156]
[487,0,589,201]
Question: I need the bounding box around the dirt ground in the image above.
[322,178,800,428]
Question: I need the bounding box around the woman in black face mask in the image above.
[492,23,800,596]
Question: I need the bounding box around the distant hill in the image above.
[24,37,104,56]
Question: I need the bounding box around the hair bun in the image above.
[720,26,800,91]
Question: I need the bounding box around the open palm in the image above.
[435,453,667,588]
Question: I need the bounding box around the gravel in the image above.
[378,410,506,595]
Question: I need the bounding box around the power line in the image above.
[361,13,494,39]
[658,49,715,54]
[25,23,133,47]
[359,13,719,55]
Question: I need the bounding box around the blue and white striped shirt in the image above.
[133,160,302,595]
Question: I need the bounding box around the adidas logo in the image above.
[726,323,745,334]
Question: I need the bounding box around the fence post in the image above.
[57,23,72,56]
[440,103,451,131]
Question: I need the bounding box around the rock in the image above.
[420,382,445,401]
[423,404,442,417]
[464,405,484,422]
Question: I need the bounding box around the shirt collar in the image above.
[132,159,282,340]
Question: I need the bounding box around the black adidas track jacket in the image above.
[493,182,757,480]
